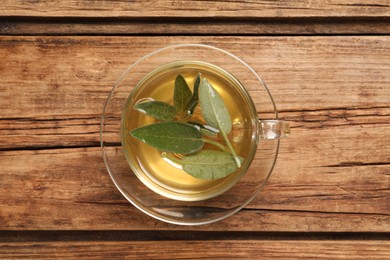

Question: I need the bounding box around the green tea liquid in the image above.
[121,61,257,201]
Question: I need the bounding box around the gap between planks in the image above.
[0,230,389,243]
[0,17,390,36]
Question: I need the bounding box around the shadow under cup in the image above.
[101,44,280,225]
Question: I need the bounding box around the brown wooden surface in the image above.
[0,36,389,233]
[1,240,389,259]
[1,0,390,18]
[1,1,389,259]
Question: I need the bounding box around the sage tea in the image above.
[121,61,258,201]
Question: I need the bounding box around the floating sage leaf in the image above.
[174,74,192,115]
[199,78,232,134]
[134,101,176,121]
[130,122,203,154]
[199,78,241,167]
[181,150,243,180]
[187,73,201,114]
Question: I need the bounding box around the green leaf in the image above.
[130,122,203,154]
[187,73,201,114]
[181,150,243,180]
[199,78,232,134]
[199,78,241,168]
[134,101,176,121]
[174,74,192,115]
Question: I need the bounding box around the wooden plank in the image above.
[0,115,101,149]
[0,146,388,231]
[0,36,389,148]
[0,240,389,259]
[0,36,388,118]
[256,120,390,215]
[2,19,390,35]
[1,1,390,18]
[1,107,389,150]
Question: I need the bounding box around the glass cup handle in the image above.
[259,120,290,139]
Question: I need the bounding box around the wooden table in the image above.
[1,1,389,258]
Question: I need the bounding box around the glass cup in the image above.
[100,44,290,225]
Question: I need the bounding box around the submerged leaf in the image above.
[200,128,218,137]
[187,121,219,137]
[187,73,201,114]
[181,150,243,180]
[134,101,176,121]
[174,74,192,115]
[130,122,203,154]
[199,78,232,134]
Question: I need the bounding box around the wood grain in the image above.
[0,36,389,147]
[0,146,388,231]
[0,36,389,231]
[0,36,388,118]
[0,240,389,259]
[1,0,390,18]
[1,1,389,257]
